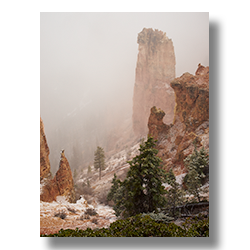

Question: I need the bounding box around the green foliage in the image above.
[41,214,209,237]
[165,169,186,217]
[182,215,209,237]
[108,136,167,218]
[142,211,175,224]
[107,174,126,216]
[184,145,209,202]
[184,146,209,181]
[94,146,105,180]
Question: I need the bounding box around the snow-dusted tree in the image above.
[94,146,105,180]
[107,174,126,216]
[108,136,167,218]
[184,146,209,202]
[165,169,186,217]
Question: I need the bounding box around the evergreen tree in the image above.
[107,174,126,216]
[184,145,209,202]
[165,169,186,217]
[94,146,105,180]
[108,136,167,218]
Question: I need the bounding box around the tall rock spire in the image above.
[132,28,176,136]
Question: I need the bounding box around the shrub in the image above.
[182,214,209,237]
[41,214,209,237]
[142,211,174,224]
[91,217,98,225]
[85,208,97,216]
[67,206,76,214]
[79,214,90,220]
[54,210,67,219]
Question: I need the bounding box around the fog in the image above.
[40,12,209,173]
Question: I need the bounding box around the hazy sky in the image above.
[41,12,208,126]
[40,12,209,169]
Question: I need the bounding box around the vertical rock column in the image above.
[132,28,176,136]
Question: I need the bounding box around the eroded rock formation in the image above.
[133,28,176,136]
[41,150,76,203]
[148,106,171,139]
[40,118,76,203]
[54,150,76,202]
[148,64,209,175]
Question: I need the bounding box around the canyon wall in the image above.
[133,28,176,136]
[148,64,209,175]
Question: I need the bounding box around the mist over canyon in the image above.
[40,12,209,174]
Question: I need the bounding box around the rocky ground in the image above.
[40,196,116,235]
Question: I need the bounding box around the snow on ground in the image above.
[40,196,117,235]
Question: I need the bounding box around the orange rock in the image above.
[147,65,209,174]
[171,65,209,132]
[148,106,171,139]
[41,150,76,203]
[40,119,76,203]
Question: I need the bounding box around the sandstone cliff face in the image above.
[133,28,176,136]
[171,64,209,132]
[40,118,51,181]
[40,118,76,203]
[148,65,209,175]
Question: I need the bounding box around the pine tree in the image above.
[184,145,209,202]
[108,136,167,218]
[94,146,105,180]
[107,174,126,216]
[165,169,186,217]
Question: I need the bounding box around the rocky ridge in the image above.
[133,28,176,136]
[148,64,209,175]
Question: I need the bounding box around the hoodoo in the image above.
[40,118,76,203]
